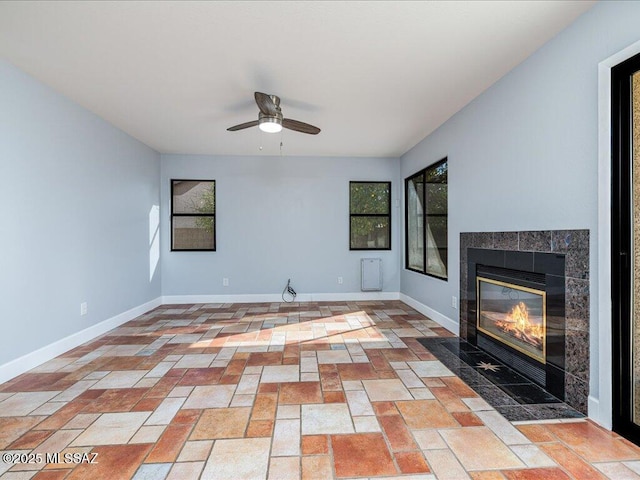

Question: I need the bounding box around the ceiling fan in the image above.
[227,92,321,135]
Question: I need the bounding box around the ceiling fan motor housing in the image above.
[258,111,283,122]
[258,95,282,131]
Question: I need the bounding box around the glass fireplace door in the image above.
[477,277,546,364]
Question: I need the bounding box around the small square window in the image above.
[171,180,216,251]
[349,181,391,250]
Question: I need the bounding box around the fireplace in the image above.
[477,276,546,365]
[460,230,590,414]
[465,250,566,401]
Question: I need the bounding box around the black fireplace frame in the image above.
[466,248,566,401]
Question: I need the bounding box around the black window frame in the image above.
[170,179,216,252]
[349,181,392,251]
[404,157,448,280]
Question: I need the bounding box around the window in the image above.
[405,158,447,279]
[349,181,391,250]
[171,179,216,251]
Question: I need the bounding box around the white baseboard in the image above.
[162,291,401,304]
[400,293,459,334]
[0,297,162,384]
[588,395,611,430]
[307,292,400,302]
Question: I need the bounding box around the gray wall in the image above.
[161,154,400,297]
[400,1,640,405]
[0,60,161,365]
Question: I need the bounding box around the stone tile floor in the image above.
[0,300,639,479]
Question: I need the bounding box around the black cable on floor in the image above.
[282,279,297,303]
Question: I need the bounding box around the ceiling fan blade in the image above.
[254,92,278,116]
[227,120,259,131]
[282,118,321,135]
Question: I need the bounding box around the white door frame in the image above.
[596,39,640,429]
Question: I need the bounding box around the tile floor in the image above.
[0,300,639,479]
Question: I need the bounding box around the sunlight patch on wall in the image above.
[149,205,160,282]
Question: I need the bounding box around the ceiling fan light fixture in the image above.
[258,117,282,133]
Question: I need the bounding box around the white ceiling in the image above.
[0,1,595,158]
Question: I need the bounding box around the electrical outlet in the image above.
[337,276,343,285]
[80,302,88,316]
[223,278,229,287]
[451,296,457,309]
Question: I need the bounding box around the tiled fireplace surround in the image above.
[459,230,590,414]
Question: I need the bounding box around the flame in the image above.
[511,302,528,332]
[496,302,543,347]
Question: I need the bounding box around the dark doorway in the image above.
[612,51,640,445]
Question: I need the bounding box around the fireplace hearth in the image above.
[417,336,584,421]
[460,230,590,414]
